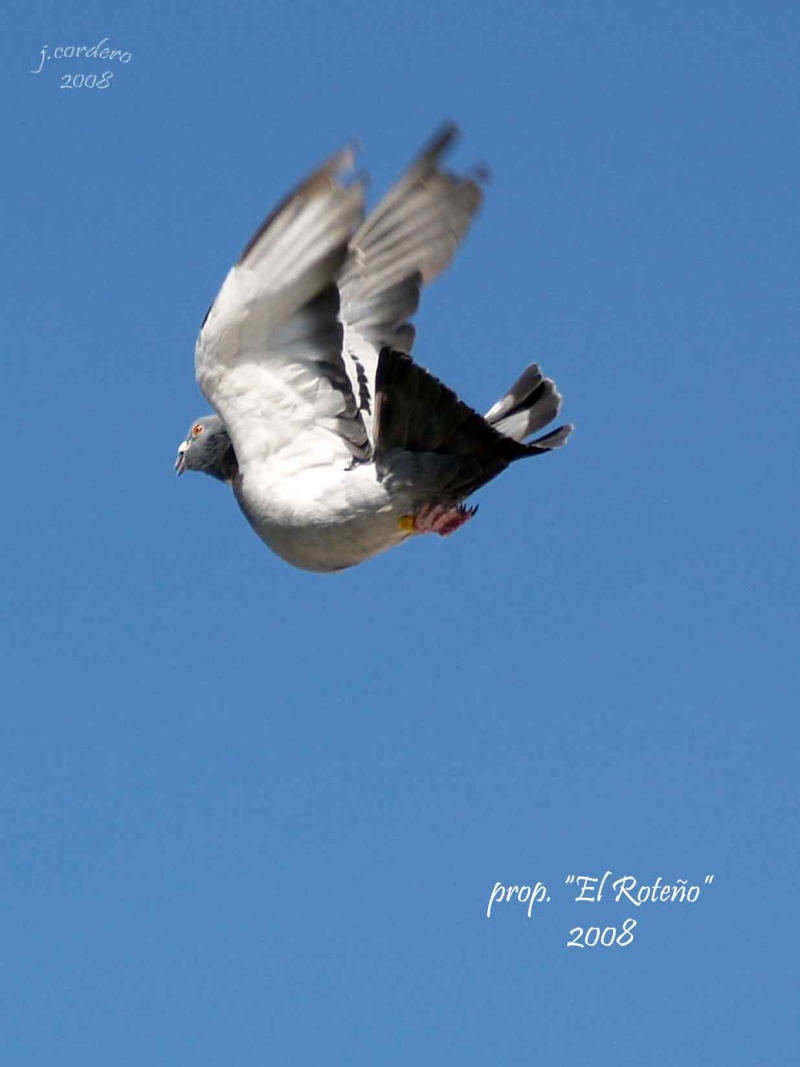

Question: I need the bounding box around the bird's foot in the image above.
[401,503,479,537]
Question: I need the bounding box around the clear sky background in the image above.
[3,1,798,1063]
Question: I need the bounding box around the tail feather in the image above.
[485,362,567,442]
[374,348,570,500]
[526,424,574,451]
[375,348,526,459]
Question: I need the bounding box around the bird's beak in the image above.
[175,439,190,475]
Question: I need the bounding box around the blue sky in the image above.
[3,1,798,1062]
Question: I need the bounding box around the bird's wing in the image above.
[195,147,370,477]
[337,123,486,449]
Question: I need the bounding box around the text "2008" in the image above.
[61,72,114,90]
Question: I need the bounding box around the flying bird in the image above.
[176,125,572,572]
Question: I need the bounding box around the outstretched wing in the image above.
[337,123,486,450]
[195,147,369,478]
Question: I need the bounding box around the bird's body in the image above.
[177,125,572,572]
[233,462,408,573]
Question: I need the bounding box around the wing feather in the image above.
[193,127,485,479]
[196,149,369,474]
[338,124,486,448]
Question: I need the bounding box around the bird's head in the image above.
[175,415,237,482]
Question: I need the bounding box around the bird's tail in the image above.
[485,363,573,448]
[374,348,572,500]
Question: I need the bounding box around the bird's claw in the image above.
[403,503,479,537]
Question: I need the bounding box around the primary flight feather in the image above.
[176,124,573,572]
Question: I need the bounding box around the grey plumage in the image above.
[486,364,564,442]
[175,415,235,482]
[176,126,573,572]
[339,123,483,354]
[374,348,568,501]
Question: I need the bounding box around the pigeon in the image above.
[176,124,573,573]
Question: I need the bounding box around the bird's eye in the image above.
[191,423,204,437]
